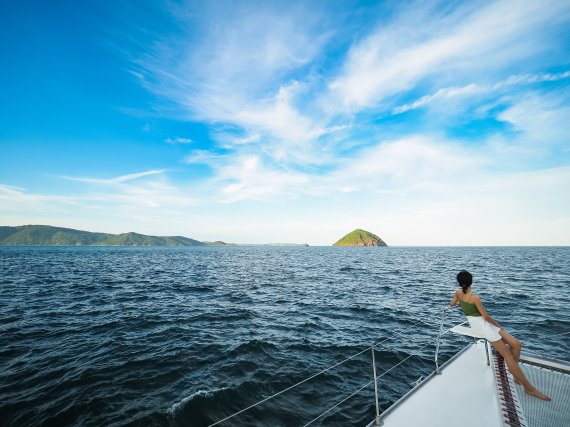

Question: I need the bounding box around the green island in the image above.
[332,229,388,247]
[0,225,309,246]
[0,225,211,246]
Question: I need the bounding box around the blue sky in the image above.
[1,0,570,245]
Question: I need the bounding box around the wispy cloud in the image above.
[61,169,165,184]
[392,71,570,115]
[0,184,77,211]
[120,0,570,176]
[52,170,197,209]
[329,1,570,112]
[184,150,226,167]
[164,137,192,144]
[1,171,195,220]
[22,0,565,244]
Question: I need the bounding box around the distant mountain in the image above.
[0,225,225,246]
[332,229,388,247]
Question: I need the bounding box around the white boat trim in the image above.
[367,340,504,427]
[519,355,570,374]
[367,320,570,427]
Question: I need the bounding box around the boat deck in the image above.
[372,341,505,427]
[369,340,570,427]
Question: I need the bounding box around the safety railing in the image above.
[207,312,457,427]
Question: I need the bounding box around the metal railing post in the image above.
[434,307,448,374]
[371,346,382,426]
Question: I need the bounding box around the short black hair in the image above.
[456,270,473,293]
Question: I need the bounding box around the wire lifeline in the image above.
[303,338,436,427]
[372,316,436,348]
[373,339,434,381]
[302,379,374,427]
[207,312,446,426]
[207,345,373,427]
[303,341,430,427]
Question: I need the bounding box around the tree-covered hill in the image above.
[0,225,218,246]
[332,229,388,246]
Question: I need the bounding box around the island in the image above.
[332,229,388,246]
[0,225,309,247]
[0,225,211,246]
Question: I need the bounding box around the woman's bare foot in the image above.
[524,387,551,401]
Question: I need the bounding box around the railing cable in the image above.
[374,340,434,380]
[208,345,373,426]
[303,338,435,427]
[208,309,446,426]
[302,379,374,427]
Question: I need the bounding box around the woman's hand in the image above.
[449,291,459,307]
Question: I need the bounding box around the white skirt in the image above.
[466,316,502,342]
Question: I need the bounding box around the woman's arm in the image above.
[450,291,459,307]
[472,295,501,328]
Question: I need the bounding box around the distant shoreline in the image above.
[0,225,309,247]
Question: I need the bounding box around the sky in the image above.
[1,0,570,246]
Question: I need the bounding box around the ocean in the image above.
[1,246,569,426]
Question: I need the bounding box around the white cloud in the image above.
[123,0,570,179]
[126,1,337,167]
[180,135,482,204]
[57,0,569,244]
[326,136,481,192]
[392,70,570,114]
[329,1,570,111]
[165,137,192,144]
[217,155,310,203]
[137,1,330,119]
[498,93,570,144]
[61,169,166,185]
[183,150,227,166]
[0,184,76,211]
[393,84,482,114]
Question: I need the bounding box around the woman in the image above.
[450,270,550,401]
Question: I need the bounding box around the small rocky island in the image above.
[332,229,388,247]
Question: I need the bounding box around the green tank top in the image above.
[458,296,482,317]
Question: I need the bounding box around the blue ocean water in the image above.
[1,246,569,426]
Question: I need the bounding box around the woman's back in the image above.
[457,291,482,317]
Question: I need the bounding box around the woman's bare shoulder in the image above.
[471,294,481,301]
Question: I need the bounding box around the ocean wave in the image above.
[1,246,568,426]
[168,387,229,416]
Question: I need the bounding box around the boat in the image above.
[365,311,570,427]
[208,308,570,426]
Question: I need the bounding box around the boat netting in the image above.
[516,363,570,427]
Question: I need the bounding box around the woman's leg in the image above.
[491,339,550,400]
[499,329,522,362]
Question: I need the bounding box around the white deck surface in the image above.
[378,341,503,427]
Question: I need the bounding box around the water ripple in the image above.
[0,246,569,426]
